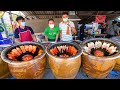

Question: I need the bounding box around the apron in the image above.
[18,26,33,42]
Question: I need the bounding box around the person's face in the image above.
[62,14,69,19]
[62,14,69,22]
[48,20,54,28]
[48,20,54,25]
[18,19,25,26]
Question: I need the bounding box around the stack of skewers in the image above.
[50,45,78,58]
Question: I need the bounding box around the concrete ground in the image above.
[8,61,120,79]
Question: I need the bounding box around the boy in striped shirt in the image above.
[59,12,76,42]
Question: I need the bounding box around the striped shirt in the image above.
[59,21,75,41]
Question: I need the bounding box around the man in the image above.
[79,23,86,41]
[106,20,119,38]
[44,18,60,42]
[59,12,76,42]
[14,16,37,43]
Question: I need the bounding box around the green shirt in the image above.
[44,26,60,39]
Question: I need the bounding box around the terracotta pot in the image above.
[46,42,82,79]
[81,38,120,79]
[1,42,46,79]
[111,36,120,71]
[0,53,10,79]
[114,58,120,71]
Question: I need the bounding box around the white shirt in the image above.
[59,21,75,41]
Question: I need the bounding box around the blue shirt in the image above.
[14,26,34,38]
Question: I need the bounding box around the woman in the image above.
[44,18,60,42]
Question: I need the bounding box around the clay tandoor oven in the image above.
[46,42,82,79]
[1,42,46,79]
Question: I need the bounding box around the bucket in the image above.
[1,42,46,79]
[81,38,120,79]
[46,42,82,79]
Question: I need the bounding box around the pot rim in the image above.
[46,42,82,60]
[1,42,46,65]
[81,38,120,60]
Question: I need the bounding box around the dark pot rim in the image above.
[81,38,120,59]
[1,42,46,65]
[46,42,82,60]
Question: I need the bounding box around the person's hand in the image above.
[55,40,57,43]
[67,23,72,28]
[45,40,49,43]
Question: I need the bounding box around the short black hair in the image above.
[112,20,117,24]
[16,16,25,22]
[62,12,69,15]
[48,18,54,23]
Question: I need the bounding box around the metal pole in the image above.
[9,11,14,31]
[9,11,14,43]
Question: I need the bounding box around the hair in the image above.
[48,18,54,23]
[62,12,69,15]
[112,20,117,25]
[16,16,25,22]
[82,22,86,26]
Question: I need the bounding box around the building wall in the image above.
[26,18,78,33]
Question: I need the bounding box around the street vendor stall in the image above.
[1,11,120,79]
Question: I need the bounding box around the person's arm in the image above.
[28,26,37,42]
[55,27,60,42]
[60,30,62,41]
[55,34,59,42]
[117,26,120,35]
[114,26,119,36]
[117,29,120,35]
[15,38,20,44]
[32,34,37,42]
[14,28,20,44]
[71,27,76,34]
[45,36,48,42]
[59,23,62,41]
[69,22,76,34]
[44,27,49,42]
